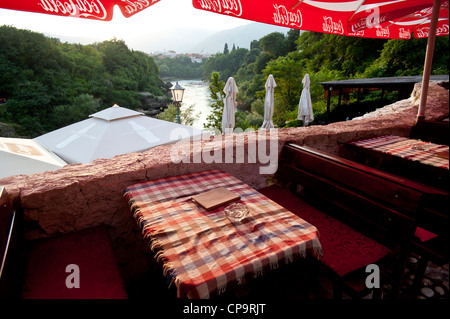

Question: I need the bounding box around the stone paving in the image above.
[399,255,449,300]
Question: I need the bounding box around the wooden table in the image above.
[124,170,322,299]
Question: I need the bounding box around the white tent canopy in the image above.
[0,137,67,179]
[35,104,204,164]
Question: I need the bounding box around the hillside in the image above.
[189,23,291,54]
[46,22,291,54]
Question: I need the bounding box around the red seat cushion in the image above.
[415,227,438,242]
[258,185,391,277]
[22,226,127,299]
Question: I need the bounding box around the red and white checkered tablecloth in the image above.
[350,135,449,169]
[124,170,322,299]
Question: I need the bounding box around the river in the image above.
[177,80,212,130]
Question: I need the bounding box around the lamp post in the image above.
[170,81,185,124]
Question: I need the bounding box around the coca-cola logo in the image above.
[322,17,344,35]
[348,30,365,37]
[272,4,302,28]
[416,24,450,38]
[37,0,154,19]
[398,28,411,39]
[416,27,430,38]
[437,24,450,35]
[121,0,154,16]
[195,0,242,17]
[375,26,390,38]
[38,0,108,19]
[350,7,386,33]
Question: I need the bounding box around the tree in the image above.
[156,104,199,126]
[296,31,387,76]
[263,52,304,126]
[364,37,449,77]
[286,29,300,52]
[202,48,248,82]
[260,32,288,58]
[223,43,229,54]
[0,26,169,138]
[52,94,100,128]
[204,72,226,131]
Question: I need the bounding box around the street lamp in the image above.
[170,81,185,124]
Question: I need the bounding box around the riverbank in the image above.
[176,80,212,130]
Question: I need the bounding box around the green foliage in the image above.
[260,32,288,58]
[155,55,204,80]
[156,104,199,126]
[263,52,304,126]
[202,48,248,82]
[52,94,100,128]
[2,25,448,138]
[204,28,448,130]
[295,32,387,76]
[363,37,449,77]
[203,29,302,127]
[0,26,167,138]
[204,72,225,131]
[223,43,229,54]
[236,99,264,130]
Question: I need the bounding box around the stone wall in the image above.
[1,81,448,282]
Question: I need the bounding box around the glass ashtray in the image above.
[412,144,433,151]
[225,203,249,222]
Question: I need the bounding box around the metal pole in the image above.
[417,0,441,122]
[326,86,332,123]
[176,102,181,124]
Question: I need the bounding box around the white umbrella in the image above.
[297,74,314,126]
[0,137,67,179]
[261,74,276,130]
[35,104,204,164]
[222,77,238,134]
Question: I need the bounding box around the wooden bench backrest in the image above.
[0,187,14,278]
[410,120,449,146]
[277,144,448,248]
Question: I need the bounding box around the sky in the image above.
[0,0,252,49]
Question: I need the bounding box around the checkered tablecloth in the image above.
[349,135,449,169]
[124,170,322,299]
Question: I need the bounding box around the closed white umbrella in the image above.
[297,74,314,126]
[261,74,276,130]
[222,77,238,134]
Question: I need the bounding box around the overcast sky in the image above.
[0,0,251,43]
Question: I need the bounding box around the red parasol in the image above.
[193,0,449,120]
[0,0,162,21]
[192,0,448,39]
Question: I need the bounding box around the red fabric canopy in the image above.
[193,0,449,39]
[0,0,161,21]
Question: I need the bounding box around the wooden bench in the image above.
[258,143,449,299]
[0,187,127,299]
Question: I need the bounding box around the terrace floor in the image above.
[124,250,449,301]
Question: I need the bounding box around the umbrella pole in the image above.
[417,0,441,122]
